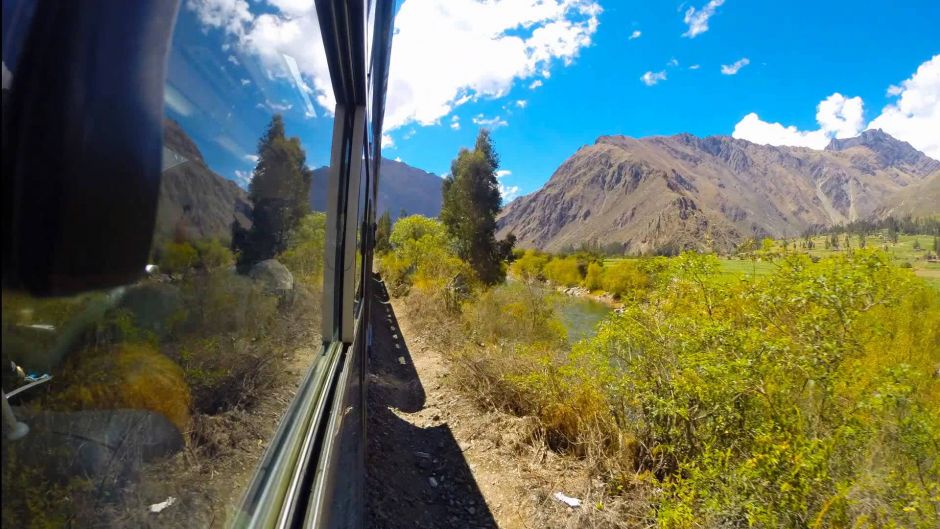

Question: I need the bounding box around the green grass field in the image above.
[603,234,940,291]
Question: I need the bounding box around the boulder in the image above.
[6,408,184,488]
[249,259,294,297]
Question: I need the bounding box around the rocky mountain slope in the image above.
[155,119,251,243]
[497,130,940,253]
[310,157,442,219]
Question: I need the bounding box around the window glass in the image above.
[1,2,333,527]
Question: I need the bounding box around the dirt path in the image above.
[366,283,607,529]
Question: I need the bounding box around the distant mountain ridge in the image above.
[498,130,940,253]
[309,157,442,219]
[155,119,251,242]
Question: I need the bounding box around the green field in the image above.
[603,234,940,291]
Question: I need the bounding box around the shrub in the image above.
[279,212,326,286]
[193,238,235,271]
[509,249,549,282]
[45,342,192,431]
[160,241,198,274]
[582,262,604,291]
[543,256,583,287]
[601,259,649,299]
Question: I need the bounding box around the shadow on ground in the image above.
[367,279,497,529]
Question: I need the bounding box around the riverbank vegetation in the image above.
[379,132,940,528]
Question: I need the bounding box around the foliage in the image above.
[583,262,605,291]
[543,256,583,287]
[509,249,550,282]
[233,115,313,268]
[45,342,192,431]
[379,215,471,305]
[412,247,940,528]
[279,212,326,286]
[601,259,650,299]
[376,210,392,254]
[576,251,940,527]
[193,238,235,271]
[160,241,198,274]
[440,129,505,284]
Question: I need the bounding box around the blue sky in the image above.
[381,0,940,199]
[8,1,932,203]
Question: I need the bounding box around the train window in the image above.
[1,1,339,527]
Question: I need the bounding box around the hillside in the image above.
[498,130,940,253]
[310,157,442,219]
[155,119,251,242]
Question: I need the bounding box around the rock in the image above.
[7,408,184,491]
[249,259,294,297]
[429,477,438,488]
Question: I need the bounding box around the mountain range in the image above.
[497,129,940,253]
[156,121,443,243]
[309,157,442,220]
[156,119,252,243]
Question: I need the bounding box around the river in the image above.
[553,295,612,344]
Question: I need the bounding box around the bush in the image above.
[509,249,549,282]
[45,342,192,431]
[579,251,940,526]
[160,241,198,274]
[193,239,235,271]
[378,215,470,304]
[543,256,583,287]
[582,262,604,291]
[279,212,326,286]
[601,259,649,299]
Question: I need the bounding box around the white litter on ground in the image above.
[149,496,177,513]
[552,492,582,508]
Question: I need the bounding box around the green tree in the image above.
[376,210,392,254]
[582,262,604,291]
[440,130,504,285]
[543,256,583,287]
[233,115,313,268]
[509,250,549,282]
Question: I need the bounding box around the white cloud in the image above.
[720,57,749,75]
[629,30,642,40]
[240,78,251,85]
[499,183,521,202]
[733,55,940,159]
[234,169,252,186]
[689,64,701,70]
[186,0,334,112]
[384,0,601,130]
[395,156,403,162]
[227,54,240,65]
[682,0,724,38]
[668,58,679,67]
[381,134,394,149]
[640,70,667,86]
[450,115,461,130]
[529,79,544,90]
[2,60,12,89]
[496,168,519,200]
[265,99,293,112]
[515,99,528,108]
[268,0,314,16]
[472,114,509,129]
[244,154,259,163]
[867,55,940,160]
[732,93,864,149]
[186,0,252,36]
